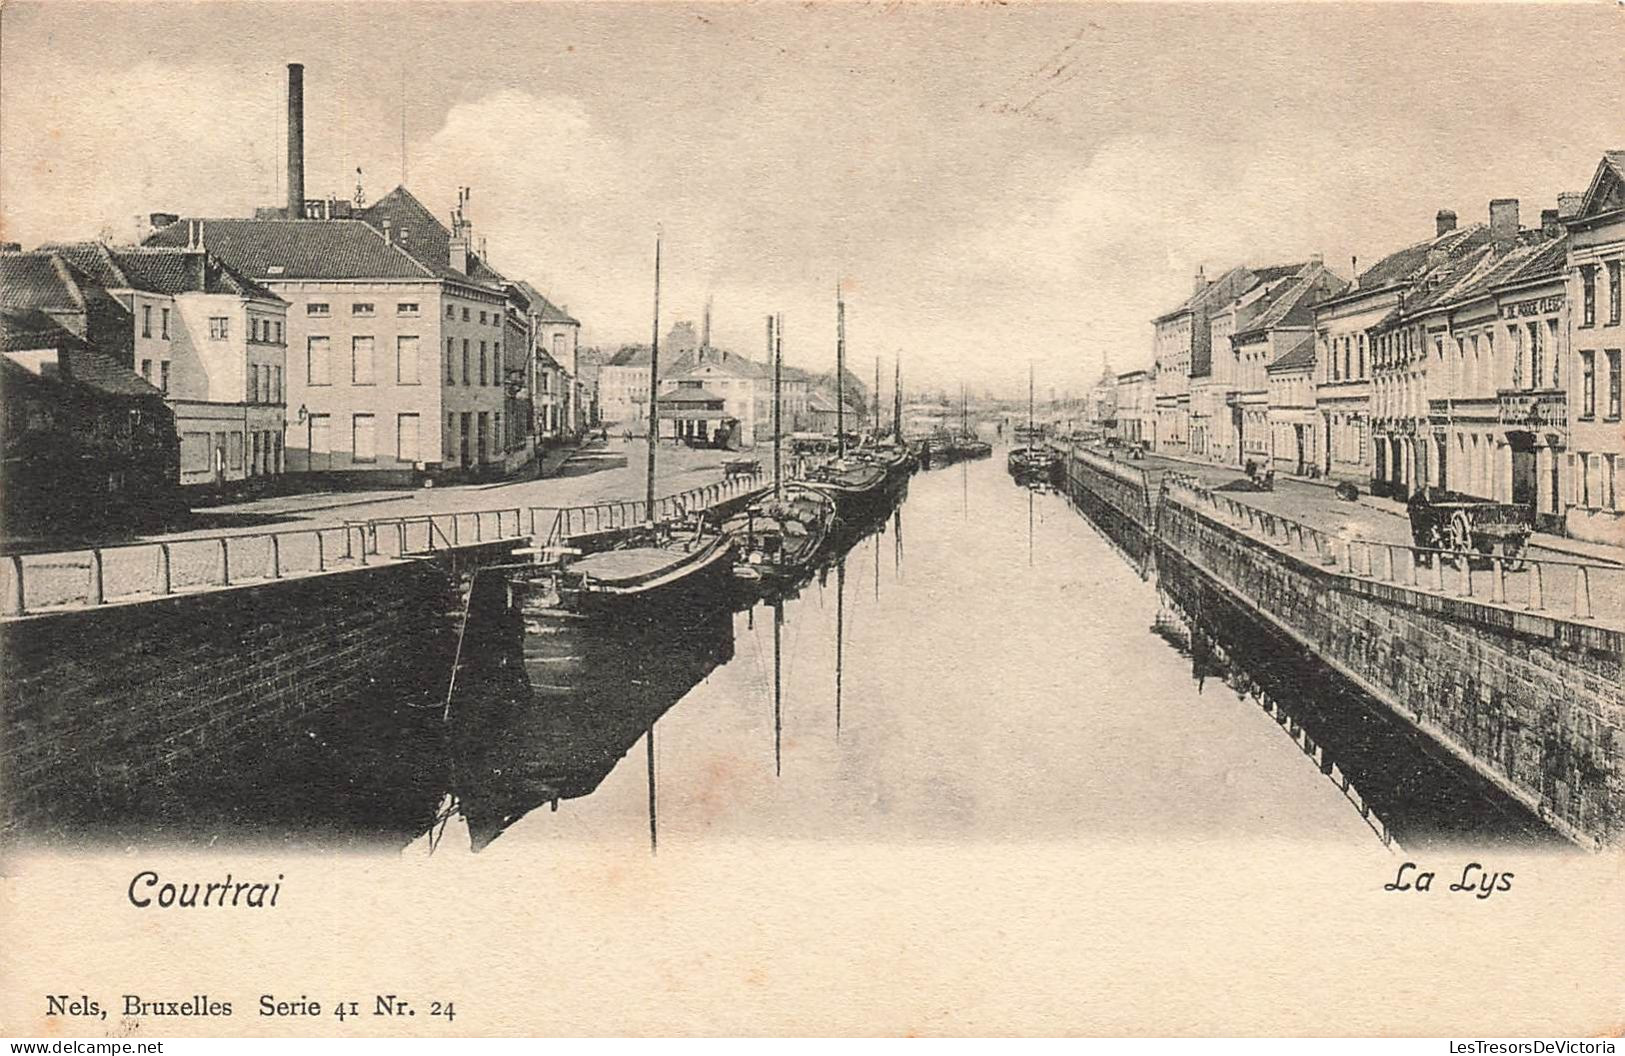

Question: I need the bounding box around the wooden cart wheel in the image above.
[1501,536,1528,573]
[1447,510,1473,552]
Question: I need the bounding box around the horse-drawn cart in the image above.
[1405,487,1534,570]
[722,458,761,481]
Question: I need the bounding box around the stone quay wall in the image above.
[1060,448,1155,560]
[0,540,518,833]
[1056,445,1622,847]
[1154,492,1622,848]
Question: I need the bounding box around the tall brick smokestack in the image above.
[287,63,305,219]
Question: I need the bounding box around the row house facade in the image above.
[1199,259,1346,469]
[1264,336,1319,476]
[1157,264,1289,457]
[1368,200,1569,522]
[148,214,509,481]
[1311,212,1491,486]
[148,187,569,482]
[1114,368,1152,447]
[513,280,583,437]
[1565,152,1625,545]
[0,241,288,490]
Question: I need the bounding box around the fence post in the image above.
[1457,558,1472,598]
[269,534,282,580]
[219,537,231,585]
[1428,554,1444,593]
[1574,565,1593,620]
[8,555,23,615]
[1527,562,1543,611]
[157,544,172,595]
[316,532,326,573]
[356,527,368,566]
[475,511,484,542]
[452,515,460,547]
[343,525,354,560]
[1490,557,1505,604]
[1340,537,1354,574]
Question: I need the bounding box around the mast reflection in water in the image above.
[3,454,1563,853]
[434,579,736,854]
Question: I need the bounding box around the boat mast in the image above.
[769,313,781,495]
[645,233,662,522]
[774,312,784,496]
[1029,359,1034,444]
[893,356,902,442]
[874,355,880,438]
[836,281,846,458]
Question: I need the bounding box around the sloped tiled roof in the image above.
[1400,233,1569,320]
[144,218,435,281]
[603,344,700,372]
[43,242,284,302]
[0,253,86,311]
[512,279,580,325]
[1236,265,1349,341]
[675,349,765,379]
[1353,223,1491,293]
[359,186,507,290]
[1265,333,1317,373]
[0,309,163,398]
[657,384,726,404]
[807,390,861,414]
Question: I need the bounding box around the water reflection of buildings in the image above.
[437,579,736,853]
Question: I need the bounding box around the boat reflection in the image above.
[434,578,736,853]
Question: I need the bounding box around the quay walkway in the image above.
[0,470,766,618]
[1060,442,1623,629]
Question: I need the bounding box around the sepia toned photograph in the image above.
[1,0,1622,1040]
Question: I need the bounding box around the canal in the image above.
[5,448,1560,852]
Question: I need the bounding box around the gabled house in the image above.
[2,241,287,490]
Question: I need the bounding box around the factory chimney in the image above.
[287,63,305,219]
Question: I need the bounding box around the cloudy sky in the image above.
[2,2,1622,396]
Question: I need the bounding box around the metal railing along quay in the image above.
[2,469,767,618]
[3,524,382,617]
[1160,472,1622,627]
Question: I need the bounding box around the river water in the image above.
[423,451,1556,857]
[7,447,1559,852]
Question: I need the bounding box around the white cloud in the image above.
[1,61,281,245]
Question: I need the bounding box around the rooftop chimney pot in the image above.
[1490,198,1520,245]
[1436,209,1458,237]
